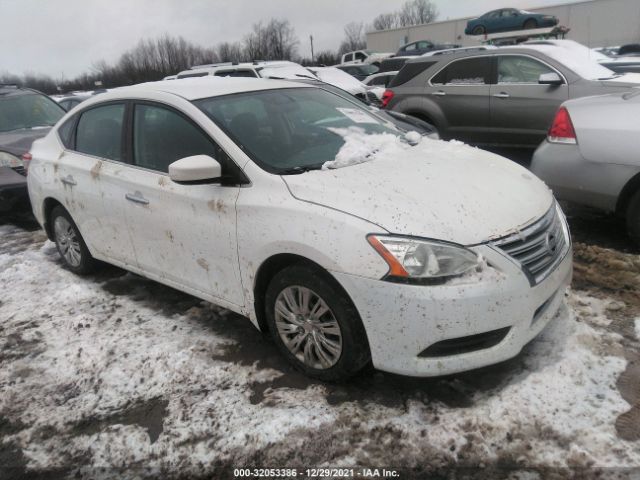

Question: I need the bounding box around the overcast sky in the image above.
[1,0,574,78]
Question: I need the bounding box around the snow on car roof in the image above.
[100,77,311,101]
[507,41,616,80]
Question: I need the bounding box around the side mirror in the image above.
[538,72,563,85]
[169,155,222,183]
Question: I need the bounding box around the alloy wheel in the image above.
[54,216,82,267]
[274,286,343,369]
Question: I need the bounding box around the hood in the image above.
[283,138,553,245]
[0,127,52,157]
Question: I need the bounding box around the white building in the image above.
[366,0,640,52]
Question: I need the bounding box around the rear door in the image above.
[58,102,137,264]
[490,54,569,146]
[118,101,244,306]
[427,56,492,143]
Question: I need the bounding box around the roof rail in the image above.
[189,62,237,70]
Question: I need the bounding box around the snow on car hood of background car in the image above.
[283,131,553,245]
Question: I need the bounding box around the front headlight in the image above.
[0,151,23,168]
[368,235,481,282]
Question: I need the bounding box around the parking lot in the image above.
[1,196,639,478]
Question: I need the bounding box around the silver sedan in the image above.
[531,89,640,244]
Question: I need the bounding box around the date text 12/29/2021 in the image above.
[233,468,400,478]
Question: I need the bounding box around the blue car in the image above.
[465,8,558,36]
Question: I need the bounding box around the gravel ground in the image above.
[1,205,639,479]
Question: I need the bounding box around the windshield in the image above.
[0,93,65,132]
[195,88,397,173]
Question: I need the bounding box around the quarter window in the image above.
[497,56,556,84]
[133,104,229,173]
[75,104,125,161]
[431,57,492,85]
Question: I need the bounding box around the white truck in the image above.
[340,50,394,67]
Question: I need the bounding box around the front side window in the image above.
[431,57,492,85]
[133,104,229,173]
[354,52,367,61]
[404,43,416,51]
[75,104,124,161]
[0,93,64,133]
[195,88,397,173]
[498,56,555,83]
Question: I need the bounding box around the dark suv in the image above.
[0,85,65,212]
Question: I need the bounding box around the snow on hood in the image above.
[308,67,367,95]
[284,133,553,245]
[259,65,318,81]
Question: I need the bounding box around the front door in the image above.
[490,55,569,146]
[120,102,244,306]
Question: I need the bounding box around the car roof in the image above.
[89,77,312,102]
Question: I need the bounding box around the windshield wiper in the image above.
[279,165,323,175]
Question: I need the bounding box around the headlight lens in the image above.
[368,235,481,281]
[0,151,23,168]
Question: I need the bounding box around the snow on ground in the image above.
[1,220,640,479]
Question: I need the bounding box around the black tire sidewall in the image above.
[265,264,371,381]
[473,26,485,35]
[626,190,640,246]
[50,206,96,274]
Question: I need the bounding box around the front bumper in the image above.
[0,167,29,213]
[333,242,572,377]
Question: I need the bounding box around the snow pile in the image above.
[1,224,638,475]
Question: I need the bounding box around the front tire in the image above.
[524,19,538,30]
[265,264,370,381]
[626,190,640,246]
[472,25,486,35]
[51,206,98,274]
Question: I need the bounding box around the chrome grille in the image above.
[491,204,568,285]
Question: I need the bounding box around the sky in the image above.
[0,0,575,78]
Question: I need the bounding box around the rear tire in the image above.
[472,25,486,35]
[524,19,538,30]
[50,206,99,275]
[265,264,370,381]
[626,190,640,246]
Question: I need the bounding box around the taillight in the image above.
[22,152,32,174]
[548,107,577,144]
[381,89,395,108]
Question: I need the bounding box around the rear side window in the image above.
[497,56,555,83]
[431,57,492,85]
[389,61,436,87]
[133,104,230,173]
[57,116,76,149]
[75,104,125,161]
[214,70,257,78]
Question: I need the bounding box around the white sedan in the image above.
[27,77,572,380]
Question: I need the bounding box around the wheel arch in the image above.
[42,197,65,241]
[616,172,640,216]
[252,253,358,335]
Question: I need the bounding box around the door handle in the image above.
[125,191,149,205]
[60,175,77,186]
[493,92,510,98]
[431,90,446,96]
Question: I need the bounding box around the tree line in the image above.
[0,0,438,95]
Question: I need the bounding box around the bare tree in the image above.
[372,13,399,31]
[339,22,367,54]
[398,0,438,27]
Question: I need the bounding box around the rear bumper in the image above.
[333,242,572,377]
[531,140,623,212]
[0,167,29,212]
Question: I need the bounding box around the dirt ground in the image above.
[1,203,639,479]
